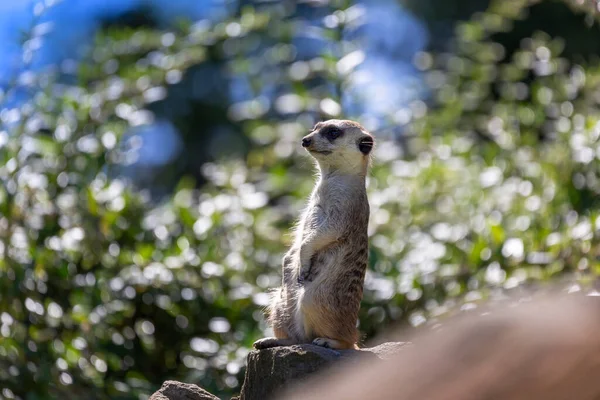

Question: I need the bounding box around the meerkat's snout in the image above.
[358,136,373,154]
[301,137,311,148]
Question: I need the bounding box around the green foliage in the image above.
[1,0,600,399]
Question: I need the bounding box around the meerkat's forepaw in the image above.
[253,337,279,349]
[312,337,348,350]
[299,261,316,284]
[299,264,311,283]
[253,337,296,350]
[298,271,308,284]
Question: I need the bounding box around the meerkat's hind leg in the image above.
[312,337,353,350]
[253,337,297,350]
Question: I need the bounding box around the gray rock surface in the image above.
[149,342,408,400]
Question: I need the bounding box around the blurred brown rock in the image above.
[283,294,600,400]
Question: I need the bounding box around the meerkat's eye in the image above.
[323,127,342,141]
[358,137,374,154]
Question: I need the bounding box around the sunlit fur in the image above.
[253,119,373,351]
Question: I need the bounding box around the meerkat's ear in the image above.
[358,136,374,155]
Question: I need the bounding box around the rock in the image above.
[149,381,219,400]
[238,342,408,400]
[359,341,410,360]
[283,294,600,400]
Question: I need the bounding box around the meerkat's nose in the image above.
[302,137,312,148]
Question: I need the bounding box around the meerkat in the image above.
[253,119,374,351]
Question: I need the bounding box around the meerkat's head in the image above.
[301,119,374,176]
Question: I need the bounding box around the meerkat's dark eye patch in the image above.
[321,127,343,141]
[358,137,373,154]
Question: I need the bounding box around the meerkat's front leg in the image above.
[298,228,338,282]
